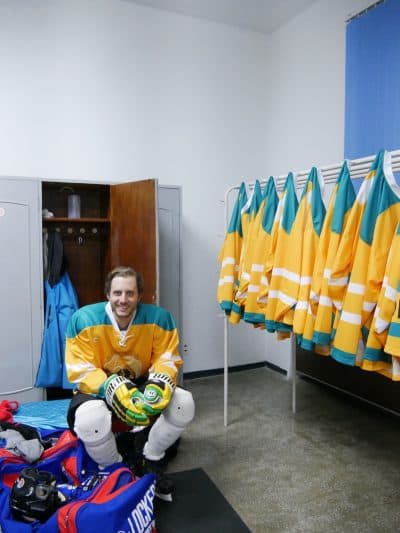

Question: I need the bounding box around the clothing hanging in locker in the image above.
[36,230,78,389]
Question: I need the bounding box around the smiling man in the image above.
[65,266,195,501]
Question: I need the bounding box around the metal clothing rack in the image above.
[223,149,400,426]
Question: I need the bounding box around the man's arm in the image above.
[65,326,107,394]
[140,309,183,416]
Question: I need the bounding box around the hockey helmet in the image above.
[10,467,61,523]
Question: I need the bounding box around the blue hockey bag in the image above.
[0,430,156,533]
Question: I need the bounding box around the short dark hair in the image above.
[105,266,144,297]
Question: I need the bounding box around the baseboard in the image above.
[183,361,286,381]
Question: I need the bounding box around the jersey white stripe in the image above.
[385,284,397,301]
[340,311,361,325]
[248,284,260,293]
[347,282,365,295]
[222,257,235,267]
[272,267,301,284]
[328,276,348,287]
[362,301,375,312]
[375,315,389,334]
[319,295,332,307]
[251,263,264,272]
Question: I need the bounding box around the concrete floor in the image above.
[169,367,400,532]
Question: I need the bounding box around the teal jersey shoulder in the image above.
[134,303,177,331]
[66,302,110,338]
[262,177,279,233]
[360,151,400,244]
[281,172,299,234]
[227,182,247,236]
[331,161,355,234]
[309,167,326,236]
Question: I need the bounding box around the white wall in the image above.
[0,0,375,375]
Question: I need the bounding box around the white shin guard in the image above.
[143,388,195,461]
[73,400,122,468]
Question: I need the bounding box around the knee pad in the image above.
[74,400,121,468]
[143,387,194,461]
[143,389,194,461]
[163,388,195,428]
[74,400,112,443]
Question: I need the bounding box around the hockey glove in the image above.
[140,373,174,416]
[102,374,150,426]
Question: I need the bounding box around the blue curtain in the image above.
[345,0,400,159]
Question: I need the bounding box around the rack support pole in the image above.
[291,334,296,414]
[224,315,228,426]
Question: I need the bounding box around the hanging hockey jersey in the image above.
[300,161,355,351]
[229,180,263,324]
[264,172,299,333]
[291,167,326,337]
[362,221,400,375]
[217,182,248,315]
[331,150,400,366]
[265,167,325,335]
[327,152,383,320]
[243,177,279,325]
[378,260,400,380]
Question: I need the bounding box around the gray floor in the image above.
[169,367,400,532]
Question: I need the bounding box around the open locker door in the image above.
[109,179,158,305]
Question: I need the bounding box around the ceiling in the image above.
[124,0,318,35]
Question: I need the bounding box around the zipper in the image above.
[60,500,87,533]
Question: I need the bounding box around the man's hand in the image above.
[140,373,174,416]
[102,374,149,426]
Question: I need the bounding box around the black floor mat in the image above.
[154,468,251,533]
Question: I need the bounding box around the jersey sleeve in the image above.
[65,312,108,395]
[149,310,182,386]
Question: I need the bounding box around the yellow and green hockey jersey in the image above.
[331,150,400,366]
[243,177,279,325]
[291,167,326,337]
[300,161,355,352]
[264,167,325,335]
[327,152,383,329]
[66,302,182,395]
[264,172,299,333]
[217,182,248,315]
[229,180,263,324]
[362,221,400,376]
[379,270,400,380]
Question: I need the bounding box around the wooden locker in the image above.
[42,179,158,307]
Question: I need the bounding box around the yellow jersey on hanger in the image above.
[217,182,248,315]
[300,161,355,353]
[243,177,279,325]
[331,150,400,366]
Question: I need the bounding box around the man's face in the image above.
[107,275,140,327]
